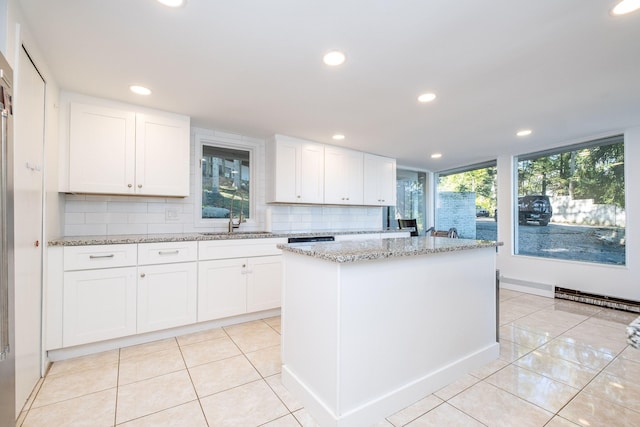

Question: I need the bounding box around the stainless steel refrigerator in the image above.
[0,50,16,427]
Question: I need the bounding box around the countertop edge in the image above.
[47,229,407,247]
[278,237,502,263]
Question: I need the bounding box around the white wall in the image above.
[495,127,639,302]
[61,124,382,236]
[0,0,7,56]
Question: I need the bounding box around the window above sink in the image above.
[194,132,261,229]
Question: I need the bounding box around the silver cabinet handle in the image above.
[158,250,179,255]
[89,254,115,259]
[140,273,146,278]
[138,184,142,188]
[128,184,132,188]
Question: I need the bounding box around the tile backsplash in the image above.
[63,194,382,236]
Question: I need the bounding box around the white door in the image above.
[63,267,137,347]
[135,113,190,197]
[364,154,396,206]
[197,258,247,321]
[137,262,197,333]
[298,142,325,203]
[246,256,282,312]
[13,46,45,413]
[68,103,136,194]
[324,147,363,205]
[273,139,299,202]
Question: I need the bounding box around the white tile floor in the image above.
[17,290,640,426]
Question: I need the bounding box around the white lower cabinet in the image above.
[137,262,197,333]
[198,255,282,322]
[137,242,198,333]
[63,267,137,347]
[198,258,247,321]
[49,239,284,350]
[246,256,282,312]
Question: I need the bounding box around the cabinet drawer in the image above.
[64,244,137,271]
[199,238,286,260]
[138,241,197,265]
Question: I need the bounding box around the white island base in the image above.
[281,244,499,427]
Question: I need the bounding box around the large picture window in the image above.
[516,135,625,265]
[436,162,497,240]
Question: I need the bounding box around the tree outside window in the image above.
[201,145,250,220]
[516,135,625,265]
[437,163,497,240]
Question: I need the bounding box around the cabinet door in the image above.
[324,146,363,205]
[135,113,190,196]
[198,259,247,321]
[272,136,325,203]
[246,256,282,312]
[272,139,299,203]
[363,153,397,206]
[298,142,325,203]
[137,262,197,333]
[63,267,137,347]
[69,103,136,194]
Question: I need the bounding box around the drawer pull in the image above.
[89,254,115,259]
[158,250,180,255]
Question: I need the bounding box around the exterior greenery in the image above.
[518,141,625,208]
[438,165,497,216]
[515,136,625,265]
[201,145,250,220]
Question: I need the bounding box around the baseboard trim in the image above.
[500,276,554,298]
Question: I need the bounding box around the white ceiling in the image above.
[17,0,640,171]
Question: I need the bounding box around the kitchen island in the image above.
[278,236,501,427]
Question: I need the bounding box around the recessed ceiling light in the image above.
[332,134,345,140]
[516,129,532,137]
[157,0,185,7]
[130,85,152,96]
[430,153,442,159]
[611,0,640,15]
[323,51,346,66]
[418,93,437,103]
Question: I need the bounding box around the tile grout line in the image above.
[176,337,211,427]
[113,348,120,427]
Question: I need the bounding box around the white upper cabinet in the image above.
[69,103,136,195]
[268,135,325,203]
[324,146,364,205]
[363,153,397,206]
[135,113,190,196]
[66,99,190,197]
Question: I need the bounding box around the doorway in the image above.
[13,45,45,414]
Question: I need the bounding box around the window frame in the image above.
[435,160,498,239]
[392,168,428,234]
[513,134,626,265]
[193,133,260,229]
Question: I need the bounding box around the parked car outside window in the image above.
[518,195,552,226]
[476,206,489,217]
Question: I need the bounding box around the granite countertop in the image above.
[48,229,406,247]
[277,236,501,263]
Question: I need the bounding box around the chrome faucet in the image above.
[228,189,245,232]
